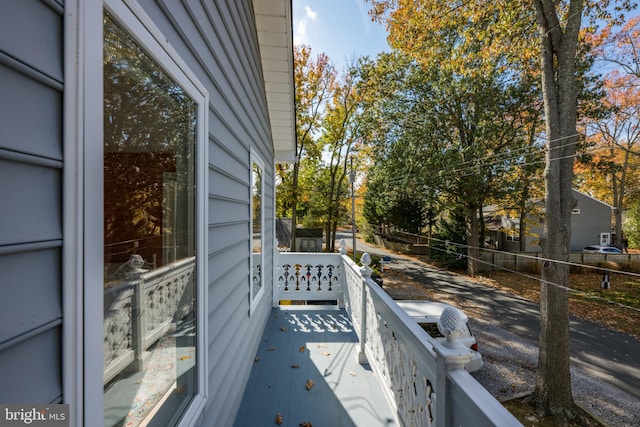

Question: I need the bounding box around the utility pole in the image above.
[350,156,356,261]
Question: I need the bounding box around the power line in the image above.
[381,229,640,313]
[426,239,640,314]
[379,138,597,186]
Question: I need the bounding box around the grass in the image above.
[378,257,640,426]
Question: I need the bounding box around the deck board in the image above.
[233,307,398,427]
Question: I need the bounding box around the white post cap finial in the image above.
[339,239,347,255]
[437,306,467,348]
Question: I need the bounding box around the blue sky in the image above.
[293,0,390,71]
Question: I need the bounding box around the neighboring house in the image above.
[485,189,614,253]
[1,0,295,425]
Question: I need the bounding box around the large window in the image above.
[250,156,265,310]
[102,10,205,426]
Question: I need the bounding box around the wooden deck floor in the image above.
[233,306,398,427]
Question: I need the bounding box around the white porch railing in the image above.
[103,256,195,384]
[274,252,343,305]
[275,246,522,427]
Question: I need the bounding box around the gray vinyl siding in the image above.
[499,190,613,253]
[0,0,64,404]
[136,1,276,425]
[571,192,613,252]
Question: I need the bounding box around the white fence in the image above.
[275,248,522,427]
[479,250,640,272]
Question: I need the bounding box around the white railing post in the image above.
[434,306,476,427]
[273,239,280,307]
[339,240,346,309]
[358,253,372,364]
[434,353,447,427]
[131,277,146,371]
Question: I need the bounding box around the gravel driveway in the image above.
[381,267,640,427]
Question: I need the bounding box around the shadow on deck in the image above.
[233,306,398,427]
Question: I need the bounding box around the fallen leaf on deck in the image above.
[179,355,192,361]
[254,356,260,363]
[305,379,314,390]
[280,327,286,331]
[321,351,330,356]
[291,364,300,369]
[299,422,312,427]
[275,413,283,425]
[299,345,306,353]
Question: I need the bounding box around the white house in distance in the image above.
[0,1,522,426]
[485,189,614,253]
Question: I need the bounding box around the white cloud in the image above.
[305,5,318,21]
[294,5,318,45]
[295,19,309,44]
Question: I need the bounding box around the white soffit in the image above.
[253,0,296,163]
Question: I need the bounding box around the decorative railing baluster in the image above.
[275,254,343,303]
[280,264,290,291]
[305,264,312,291]
[314,264,322,291]
[295,264,302,292]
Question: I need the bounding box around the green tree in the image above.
[284,45,336,250]
[625,199,640,247]
[579,18,640,246]
[360,51,538,275]
[316,62,365,251]
[580,72,640,246]
[366,0,635,419]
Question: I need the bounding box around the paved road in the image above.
[336,232,640,400]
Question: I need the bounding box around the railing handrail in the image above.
[140,255,195,280]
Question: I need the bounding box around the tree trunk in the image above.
[479,205,486,249]
[519,210,527,252]
[613,149,630,246]
[290,160,300,251]
[466,205,480,276]
[532,0,582,419]
[331,221,339,253]
[519,182,530,252]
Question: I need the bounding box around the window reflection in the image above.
[251,161,263,302]
[102,13,197,426]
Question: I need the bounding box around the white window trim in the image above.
[250,151,266,314]
[71,1,209,425]
[63,2,91,425]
